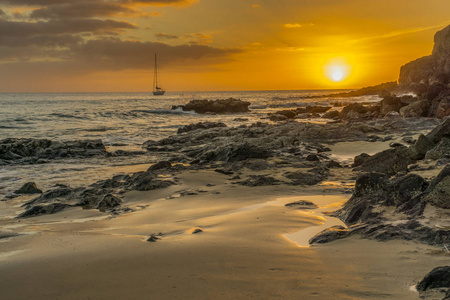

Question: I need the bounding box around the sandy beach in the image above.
[1,163,449,299]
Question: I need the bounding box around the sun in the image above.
[324,58,351,83]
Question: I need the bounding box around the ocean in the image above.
[0,90,379,198]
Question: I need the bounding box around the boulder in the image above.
[95,194,122,212]
[273,110,296,119]
[238,175,280,186]
[356,147,415,176]
[436,97,450,118]
[416,266,450,292]
[340,103,367,119]
[426,118,450,143]
[380,96,407,115]
[425,138,450,160]
[172,98,251,114]
[322,110,340,119]
[285,200,318,209]
[14,182,42,194]
[408,134,434,160]
[399,100,430,118]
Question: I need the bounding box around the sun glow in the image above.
[324,58,352,83]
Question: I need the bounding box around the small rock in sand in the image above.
[285,200,319,209]
[192,228,203,234]
[147,234,160,242]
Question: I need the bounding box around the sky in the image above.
[0,0,449,92]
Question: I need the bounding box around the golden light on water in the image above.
[324,58,352,83]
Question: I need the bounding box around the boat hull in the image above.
[153,91,165,96]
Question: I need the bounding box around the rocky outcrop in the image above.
[177,122,227,134]
[399,25,450,87]
[17,162,177,218]
[310,166,450,245]
[172,98,251,114]
[0,138,108,164]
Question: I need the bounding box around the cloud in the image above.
[284,23,314,29]
[73,38,241,70]
[0,0,192,6]
[155,33,179,39]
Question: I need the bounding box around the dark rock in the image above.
[309,226,349,244]
[306,106,331,113]
[177,122,227,134]
[416,266,450,292]
[390,174,428,206]
[147,234,160,242]
[192,228,203,234]
[322,110,340,119]
[201,142,271,162]
[427,118,450,144]
[269,114,288,121]
[380,96,407,115]
[285,200,318,209]
[318,82,398,98]
[422,165,450,209]
[305,154,320,161]
[389,142,404,148]
[399,100,430,118]
[401,136,416,144]
[436,97,450,118]
[147,161,172,172]
[173,98,251,114]
[340,103,367,119]
[425,138,450,160]
[284,168,327,186]
[95,194,122,212]
[408,134,434,160]
[352,153,371,167]
[238,175,280,186]
[14,182,42,194]
[356,147,415,176]
[214,168,234,175]
[126,171,174,191]
[18,203,70,218]
[353,173,390,197]
[274,110,296,119]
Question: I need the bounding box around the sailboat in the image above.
[153,53,165,96]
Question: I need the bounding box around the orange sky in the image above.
[0,0,449,92]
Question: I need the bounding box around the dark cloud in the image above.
[0,0,191,6]
[30,2,133,19]
[0,19,135,40]
[155,33,179,39]
[73,38,241,70]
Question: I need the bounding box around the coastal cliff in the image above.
[399,25,450,87]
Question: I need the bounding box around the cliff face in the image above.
[399,25,450,86]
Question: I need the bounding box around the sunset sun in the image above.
[324,58,352,83]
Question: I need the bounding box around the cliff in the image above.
[399,25,450,87]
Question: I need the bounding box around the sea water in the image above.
[0,90,379,197]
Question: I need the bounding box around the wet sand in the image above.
[1,169,448,299]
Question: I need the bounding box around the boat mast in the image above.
[153,53,157,91]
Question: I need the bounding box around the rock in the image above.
[285,200,318,209]
[399,100,430,118]
[353,172,389,198]
[416,266,450,292]
[408,134,434,160]
[319,82,398,98]
[177,122,227,134]
[421,165,450,209]
[273,110,296,119]
[172,98,251,114]
[309,226,349,244]
[269,114,288,121]
[399,25,450,87]
[192,228,203,234]
[283,168,327,186]
[147,161,172,172]
[214,168,234,175]
[426,118,450,143]
[340,103,367,119]
[0,138,107,163]
[238,175,280,187]
[322,110,340,119]
[437,97,450,118]
[95,194,122,212]
[200,142,271,162]
[425,138,450,160]
[356,147,415,176]
[306,106,331,113]
[390,174,428,206]
[380,96,407,115]
[18,203,70,218]
[352,153,371,167]
[126,171,174,191]
[305,154,320,161]
[14,182,42,194]
[147,234,160,242]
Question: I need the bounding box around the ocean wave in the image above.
[49,113,87,119]
[129,109,197,115]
